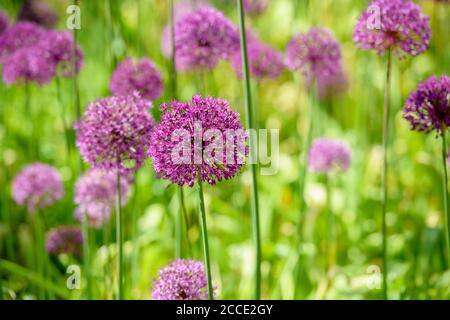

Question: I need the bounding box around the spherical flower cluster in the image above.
[45,226,83,257]
[110,58,163,102]
[403,75,450,135]
[152,259,210,300]
[243,0,269,16]
[150,95,248,187]
[308,138,351,173]
[41,30,84,77]
[2,46,55,85]
[75,169,130,228]
[0,10,10,35]
[74,93,155,174]
[232,38,285,80]
[12,163,64,212]
[0,22,45,63]
[353,0,431,57]
[286,28,342,88]
[17,0,58,28]
[174,6,240,71]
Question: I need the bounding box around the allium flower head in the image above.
[286,28,342,88]
[2,46,55,86]
[152,259,211,300]
[232,37,285,80]
[353,0,431,57]
[308,138,351,173]
[45,226,83,256]
[0,21,45,63]
[150,95,248,187]
[110,58,163,102]
[75,93,155,174]
[244,0,269,16]
[403,75,450,135]
[17,0,58,28]
[75,169,130,228]
[12,163,64,212]
[41,31,84,77]
[0,10,10,35]
[174,6,240,71]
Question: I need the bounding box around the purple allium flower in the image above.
[286,28,342,88]
[161,0,202,59]
[2,46,55,86]
[110,58,163,102]
[0,21,45,63]
[12,163,64,212]
[150,95,248,187]
[0,10,10,35]
[353,0,431,57]
[232,37,285,80]
[308,138,351,173]
[74,93,155,174]
[45,226,83,257]
[173,6,240,71]
[243,0,269,16]
[152,259,211,300]
[40,30,84,77]
[17,0,58,28]
[74,169,130,229]
[317,69,349,101]
[403,75,450,135]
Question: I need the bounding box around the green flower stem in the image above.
[325,174,336,268]
[441,132,450,268]
[73,0,81,120]
[381,48,392,300]
[34,212,46,299]
[56,77,71,158]
[237,0,261,300]
[116,172,124,300]
[81,212,92,299]
[198,178,213,300]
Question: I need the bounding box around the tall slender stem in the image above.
[381,48,392,300]
[72,0,81,120]
[441,132,450,268]
[325,174,335,268]
[237,0,261,300]
[116,172,124,300]
[56,77,71,157]
[81,211,92,299]
[34,212,45,299]
[198,178,213,300]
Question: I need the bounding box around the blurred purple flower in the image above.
[173,6,240,71]
[152,259,211,300]
[41,30,84,77]
[286,28,342,88]
[75,169,130,229]
[12,163,64,212]
[17,0,58,28]
[353,0,431,57]
[110,58,163,102]
[308,138,351,173]
[74,93,155,174]
[2,46,55,86]
[0,10,10,35]
[161,0,204,59]
[46,226,83,257]
[243,0,269,16]
[149,95,248,187]
[232,37,285,80]
[403,75,450,135]
[317,69,349,101]
[0,21,45,63]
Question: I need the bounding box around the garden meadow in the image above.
[0,0,449,301]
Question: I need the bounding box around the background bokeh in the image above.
[0,0,449,299]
